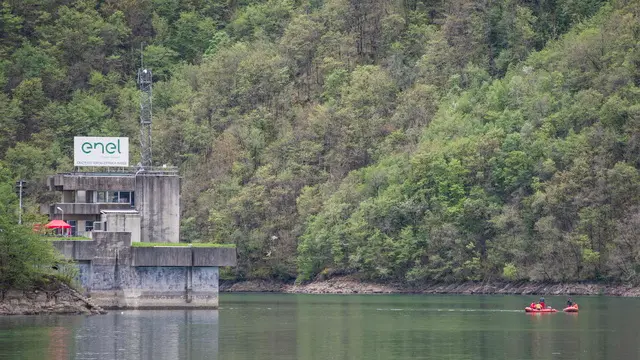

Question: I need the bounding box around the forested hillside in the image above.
[1,0,639,284]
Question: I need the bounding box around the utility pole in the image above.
[15,180,25,224]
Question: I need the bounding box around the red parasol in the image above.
[45,220,71,229]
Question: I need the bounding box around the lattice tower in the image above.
[138,67,153,167]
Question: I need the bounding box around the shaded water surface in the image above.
[1,294,638,360]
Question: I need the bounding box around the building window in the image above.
[85,221,94,233]
[68,220,77,237]
[95,191,134,205]
[119,191,131,204]
[63,191,75,203]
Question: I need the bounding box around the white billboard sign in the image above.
[74,137,129,167]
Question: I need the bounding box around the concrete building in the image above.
[43,168,180,243]
[44,167,237,309]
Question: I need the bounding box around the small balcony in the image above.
[43,203,134,216]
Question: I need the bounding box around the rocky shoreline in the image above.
[220,276,640,297]
[1,283,106,316]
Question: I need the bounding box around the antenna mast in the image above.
[138,43,153,168]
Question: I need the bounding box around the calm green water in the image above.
[0,294,638,360]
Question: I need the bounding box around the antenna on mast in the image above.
[137,42,152,168]
[140,42,144,69]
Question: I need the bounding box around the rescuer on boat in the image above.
[525,297,558,312]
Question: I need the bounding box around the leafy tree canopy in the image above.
[2,0,639,285]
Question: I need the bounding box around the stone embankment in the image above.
[1,283,106,315]
[221,276,640,296]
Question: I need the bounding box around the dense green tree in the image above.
[0,165,64,290]
[1,0,638,286]
[168,11,216,62]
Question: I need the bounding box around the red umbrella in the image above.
[45,220,71,229]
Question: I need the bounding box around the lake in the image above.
[0,294,638,360]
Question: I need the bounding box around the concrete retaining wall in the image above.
[132,247,192,266]
[53,240,95,260]
[52,237,235,309]
[131,247,237,267]
[193,248,237,267]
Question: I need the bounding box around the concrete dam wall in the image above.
[53,233,236,309]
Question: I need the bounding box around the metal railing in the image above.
[61,165,179,176]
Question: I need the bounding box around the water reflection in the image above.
[0,311,219,360]
[77,311,218,360]
[47,326,71,360]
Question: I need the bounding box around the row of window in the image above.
[61,220,96,236]
[95,191,134,205]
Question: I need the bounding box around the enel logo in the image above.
[81,139,123,155]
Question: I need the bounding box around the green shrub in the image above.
[0,175,66,290]
[502,263,518,281]
[0,217,62,290]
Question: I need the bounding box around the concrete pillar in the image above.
[88,232,132,308]
[135,174,180,243]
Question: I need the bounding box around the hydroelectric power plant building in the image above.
[41,137,236,309]
[43,167,180,242]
